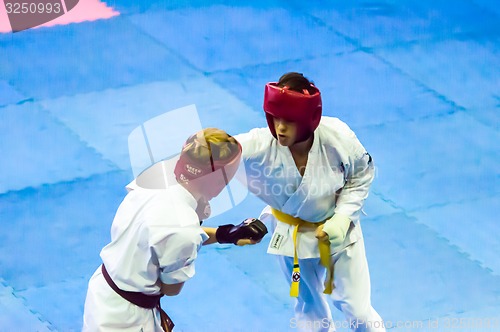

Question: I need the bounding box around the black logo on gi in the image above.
[292,271,301,282]
[364,152,373,165]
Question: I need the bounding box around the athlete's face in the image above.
[273,117,298,146]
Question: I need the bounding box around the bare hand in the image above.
[315,224,329,243]
[236,238,262,246]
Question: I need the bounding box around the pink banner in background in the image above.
[0,0,119,33]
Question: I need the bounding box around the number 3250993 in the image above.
[5,2,62,14]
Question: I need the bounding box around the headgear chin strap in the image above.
[263,82,322,142]
[174,138,242,203]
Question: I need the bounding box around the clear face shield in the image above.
[128,105,248,220]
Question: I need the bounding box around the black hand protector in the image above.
[216,218,268,244]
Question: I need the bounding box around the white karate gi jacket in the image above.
[101,181,209,292]
[83,182,208,331]
[235,116,374,259]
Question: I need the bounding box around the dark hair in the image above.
[277,72,316,94]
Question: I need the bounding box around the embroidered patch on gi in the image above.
[270,232,284,250]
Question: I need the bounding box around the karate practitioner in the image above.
[82,128,267,332]
[235,73,385,331]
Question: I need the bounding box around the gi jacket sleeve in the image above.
[234,127,274,160]
[153,226,206,285]
[327,119,375,221]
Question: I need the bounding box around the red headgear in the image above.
[263,82,322,142]
[174,134,242,200]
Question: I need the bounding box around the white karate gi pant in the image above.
[278,238,385,332]
[82,268,164,332]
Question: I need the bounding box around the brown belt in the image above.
[101,264,175,331]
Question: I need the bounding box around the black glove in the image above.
[216,218,268,244]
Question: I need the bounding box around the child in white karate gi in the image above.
[235,73,385,332]
[83,128,267,332]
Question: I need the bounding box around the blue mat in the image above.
[0,17,198,99]
[0,102,116,193]
[0,1,498,331]
[128,6,355,72]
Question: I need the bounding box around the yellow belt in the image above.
[271,208,334,297]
